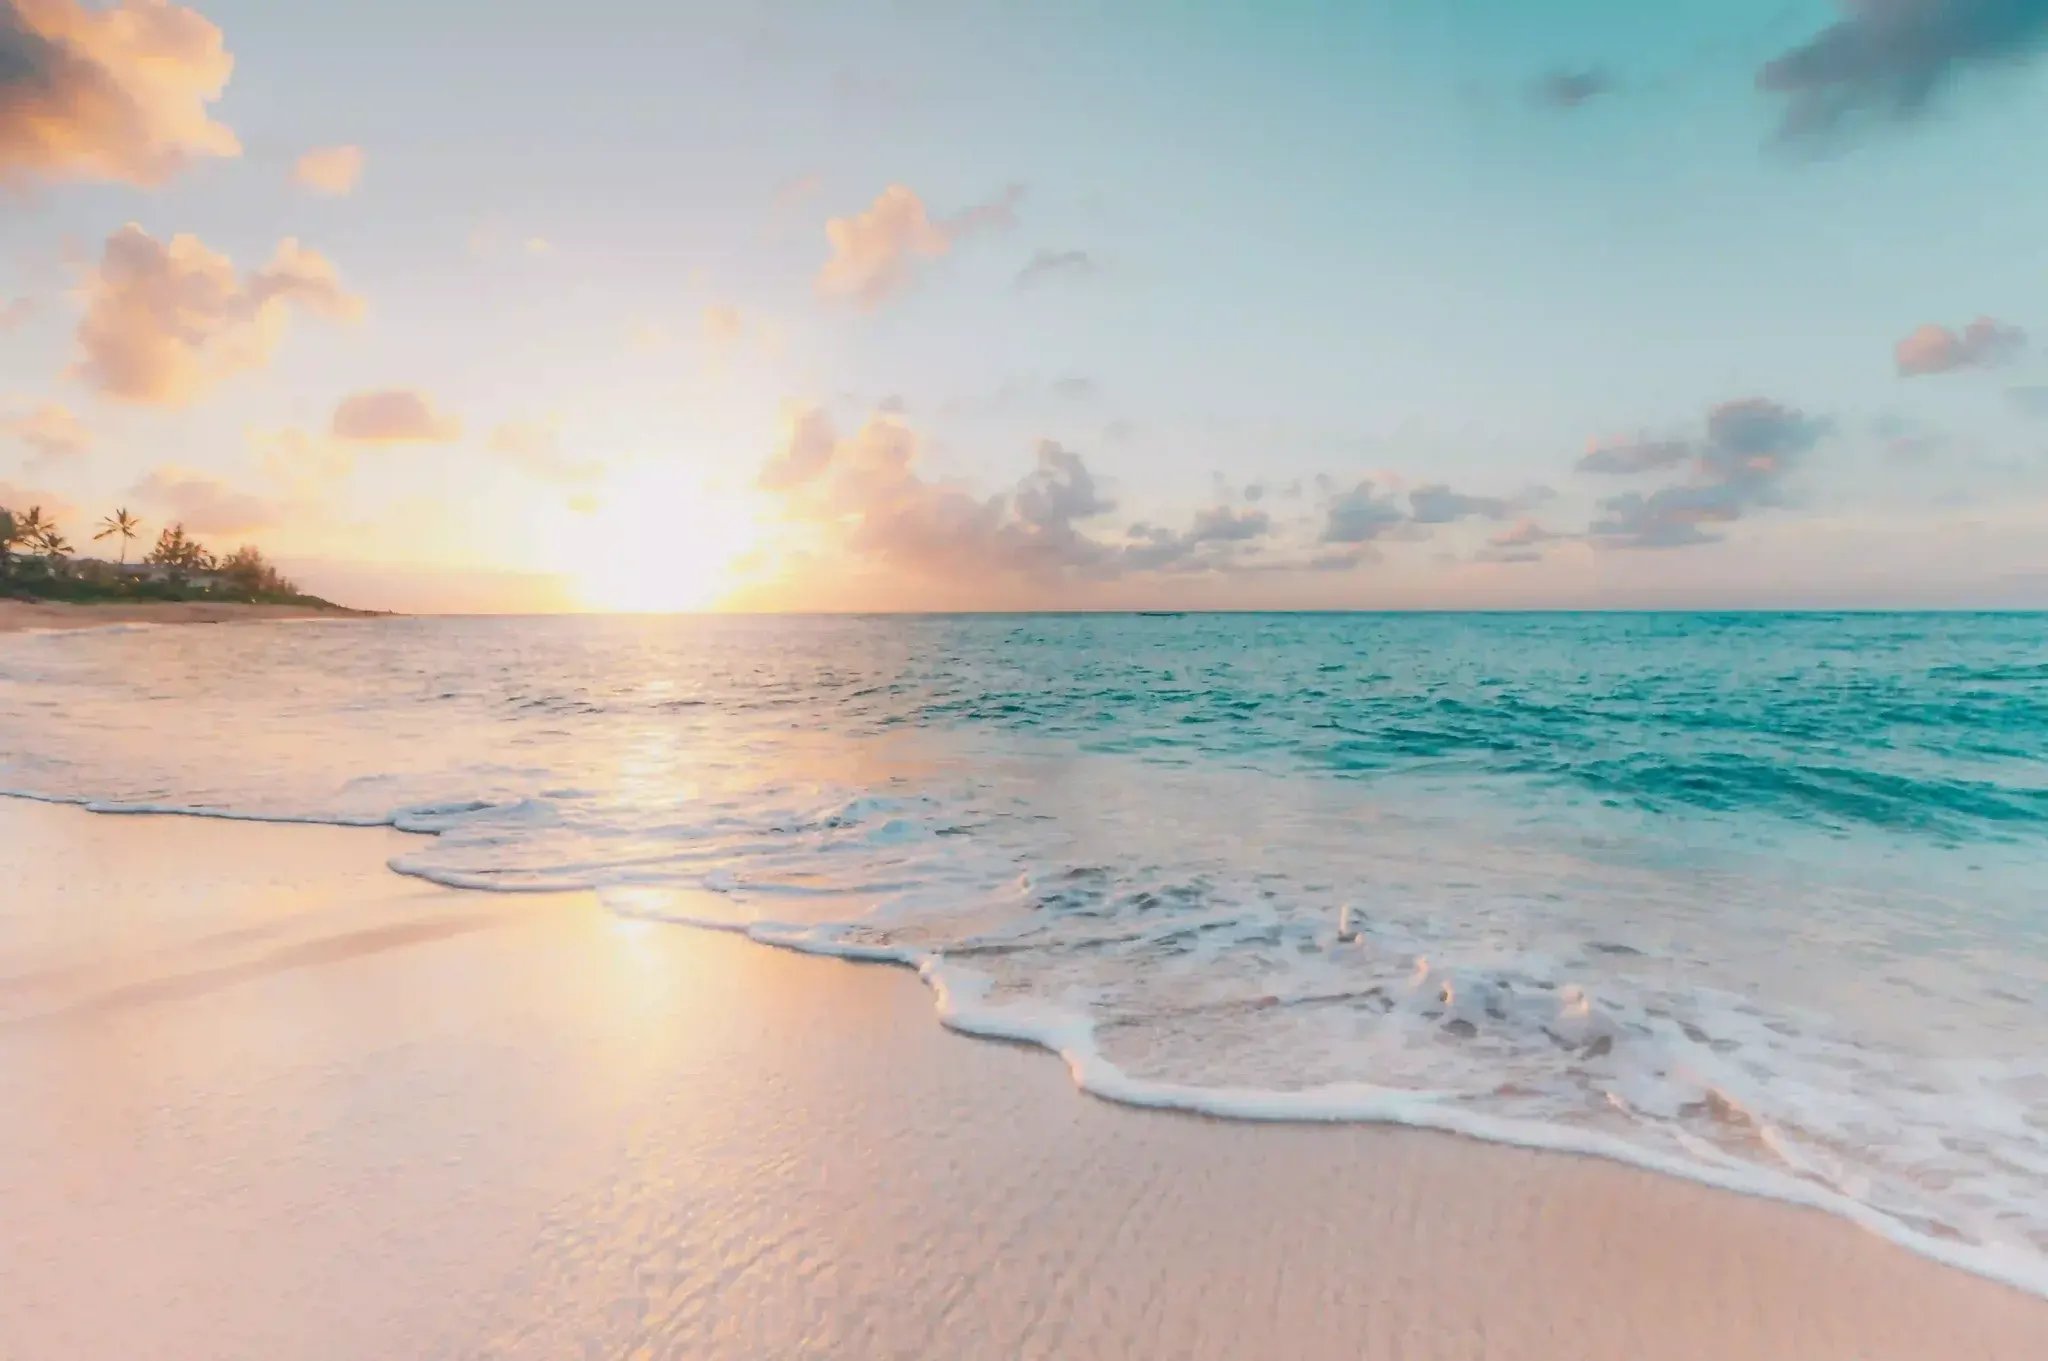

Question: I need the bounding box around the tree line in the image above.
[1,503,299,598]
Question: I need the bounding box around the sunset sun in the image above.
[567,464,760,613]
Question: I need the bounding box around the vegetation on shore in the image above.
[0,504,351,610]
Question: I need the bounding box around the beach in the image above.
[1,797,2041,1360]
[0,599,373,634]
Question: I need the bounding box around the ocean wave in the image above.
[4,612,2046,1297]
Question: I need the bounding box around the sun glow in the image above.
[568,463,762,612]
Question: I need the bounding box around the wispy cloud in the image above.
[131,466,280,536]
[2,401,89,465]
[1532,67,1612,109]
[1478,518,1567,564]
[1016,248,1094,288]
[702,303,745,355]
[2009,385,2048,415]
[0,0,239,185]
[1408,484,1513,524]
[254,426,355,498]
[293,143,364,195]
[1577,435,1694,475]
[331,389,462,444]
[0,478,76,526]
[487,419,603,486]
[772,172,822,213]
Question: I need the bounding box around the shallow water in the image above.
[4,612,2045,1292]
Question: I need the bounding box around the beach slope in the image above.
[0,599,374,633]
[0,798,2040,1360]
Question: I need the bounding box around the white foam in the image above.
[597,881,2048,1300]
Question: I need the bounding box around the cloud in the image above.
[487,419,603,485]
[131,465,279,535]
[1013,438,1115,533]
[1588,398,1828,549]
[1185,504,1270,542]
[1016,248,1094,288]
[293,143,363,194]
[1895,316,2027,375]
[1758,0,2048,143]
[331,389,461,444]
[1320,480,1407,544]
[758,405,1324,586]
[1534,67,1612,109]
[1051,374,1096,401]
[1577,435,1694,474]
[1870,411,1951,459]
[254,426,354,497]
[1408,484,1513,524]
[626,321,673,352]
[1479,518,1566,564]
[0,478,75,524]
[702,303,744,353]
[757,403,839,492]
[0,0,238,185]
[0,295,30,330]
[73,225,362,407]
[3,401,89,463]
[816,183,1026,307]
[772,172,822,213]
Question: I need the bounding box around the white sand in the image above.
[1,798,2042,1360]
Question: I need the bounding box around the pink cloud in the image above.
[0,0,239,186]
[486,419,603,485]
[331,389,462,444]
[1895,317,2026,377]
[702,303,744,352]
[815,183,1025,307]
[130,465,279,535]
[2,401,90,463]
[0,479,77,526]
[73,225,362,406]
[292,143,363,194]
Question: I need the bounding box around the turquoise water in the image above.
[3,613,2045,1290]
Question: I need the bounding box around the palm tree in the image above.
[8,507,60,580]
[0,508,17,581]
[95,507,141,564]
[14,506,51,547]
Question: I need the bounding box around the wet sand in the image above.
[1,798,2042,1360]
[0,600,372,633]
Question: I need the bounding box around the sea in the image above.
[3,612,2045,1294]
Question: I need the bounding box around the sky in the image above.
[3,0,2048,612]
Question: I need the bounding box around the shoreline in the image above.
[10,786,2041,1300]
[0,599,379,634]
[3,796,2045,1358]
